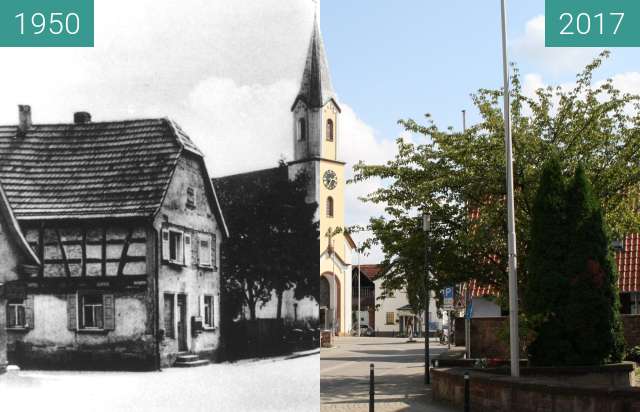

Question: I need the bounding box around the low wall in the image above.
[432,367,640,412]
[469,315,640,359]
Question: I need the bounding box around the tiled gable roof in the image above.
[616,233,640,293]
[359,264,383,282]
[0,118,201,220]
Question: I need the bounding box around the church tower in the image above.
[289,8,352,336]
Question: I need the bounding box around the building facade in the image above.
[0,109,227,369]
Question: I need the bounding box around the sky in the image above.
[1,1,639,263]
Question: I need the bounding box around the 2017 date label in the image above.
[546,0,640,47]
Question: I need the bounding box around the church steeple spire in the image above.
[291,11,339,111]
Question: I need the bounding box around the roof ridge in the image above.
[0,117,166,128]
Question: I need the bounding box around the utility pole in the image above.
[423,212,431,384]
[462,110,471,359]
[500,0,520,377]
[358,250,361,336]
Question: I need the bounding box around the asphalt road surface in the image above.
[321,336,457,412]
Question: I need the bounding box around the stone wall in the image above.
[470,317,509,359]
[468,315,640,359]
[432,367,640,412]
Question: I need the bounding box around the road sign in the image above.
[443,287,454,310]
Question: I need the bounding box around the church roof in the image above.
[291,15,339,111]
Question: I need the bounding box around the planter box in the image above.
[432,364,640,412]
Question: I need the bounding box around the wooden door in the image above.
[177,294,187,351]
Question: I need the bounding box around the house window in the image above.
[7,299,26,328]
[326,119,334,141]
[199,234,212,267]
[631,292,640,315]
[186,187,196,209]
[164,293,175,338]
[169,230,184,264]
[326,197,334,218]
[80,294,104,329]
[298,118,306,141]
[385,312,395,325]
[204,295,214,328]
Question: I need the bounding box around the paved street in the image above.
[0,353,320,412]
[321,337,456,412]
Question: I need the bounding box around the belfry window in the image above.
[326,196,334,218]
[298,118,306,141]
[326,119,334,142]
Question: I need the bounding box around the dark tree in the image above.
[215,162,318,321]
[563,164,625,365]
[526,157,573,365]
[526,162,625,366]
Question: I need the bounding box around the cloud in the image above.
[0,0,315,177]
[186,77,297,175]
[512,15,601,74]
[339,104,408,263]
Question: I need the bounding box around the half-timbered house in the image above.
[0,106,228,370]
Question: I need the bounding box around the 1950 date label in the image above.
[0,0,93,47]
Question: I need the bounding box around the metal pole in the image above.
[462,109,467,132]
[369,363,375,412]
[358,251,361,336]
[464,371,470,412]
[500,0,520,377]
[423,213,431,384]
[465,287,471,359]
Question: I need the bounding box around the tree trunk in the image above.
[276,290,284,320]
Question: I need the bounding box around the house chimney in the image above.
[18,105,32,136]
[74,111,91,124]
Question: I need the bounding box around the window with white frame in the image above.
[7,299,26,328]
[385,312,395,325]
[204,295,214,328]
[199,234,212,267]
[169,230,184,264]
[81,294,104,329]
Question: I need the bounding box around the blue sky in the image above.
[318,1,640,262]
[322,1,638,140]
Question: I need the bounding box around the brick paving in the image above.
[321,337,457,412]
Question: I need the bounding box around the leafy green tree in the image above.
[562,164,625,364]
[351,52,640,301]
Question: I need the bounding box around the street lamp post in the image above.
[423,212,431,385]
[500,0,520,377]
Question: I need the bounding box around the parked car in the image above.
[351,324,374,337]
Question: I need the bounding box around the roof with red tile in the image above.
[616,233,640,293]
[358,264,383,281]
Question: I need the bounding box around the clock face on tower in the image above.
[323,170,338,190]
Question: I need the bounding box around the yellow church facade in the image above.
[289,14,354,336]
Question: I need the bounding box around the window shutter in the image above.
[199,295,205,317]
[67,294,77,331]
[213,294,219,327]
[103,294,115,331]
[24,295,34,329]
[212,234,217,270]
[161,229,170,261]
[184,234,192,266]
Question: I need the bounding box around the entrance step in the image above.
[174,353,210,368]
